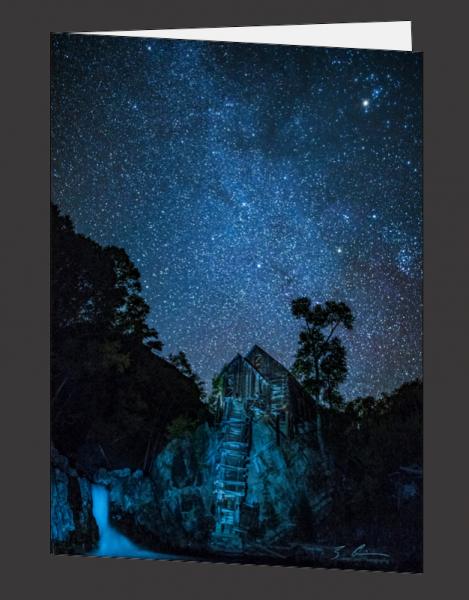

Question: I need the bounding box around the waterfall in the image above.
[90,484,176,560]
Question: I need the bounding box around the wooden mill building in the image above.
[211,345,316,550]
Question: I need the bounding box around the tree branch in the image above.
[324,321,340,345]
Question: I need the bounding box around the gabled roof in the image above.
[221,350,270,386]
[244,345,313,406]
[219,344,306,388]
[244,344,291,382]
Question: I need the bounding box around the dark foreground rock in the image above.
[50,448,98,554]
[94,423,217,553]
[50,418,421,571]
[92,420,333,557]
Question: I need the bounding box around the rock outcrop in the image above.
[50,448,99,554]
[93,423,218,554]
[242,419,330,549]
[90,419,331,558]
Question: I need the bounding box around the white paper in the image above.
[79,22,412,51]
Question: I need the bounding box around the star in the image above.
[51,35,422,400]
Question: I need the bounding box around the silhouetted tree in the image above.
[291,298,354,469]
[327,379,422,562]
[169,351,205,400]
[107,246,162,350]
[51,203,208,472]
[51,203,162,350]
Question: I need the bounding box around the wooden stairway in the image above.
[211,397,250,550]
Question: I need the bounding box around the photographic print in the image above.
[50,34,423,572]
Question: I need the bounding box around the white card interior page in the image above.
[79,22,412,51]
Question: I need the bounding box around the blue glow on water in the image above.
[90,484,178,560]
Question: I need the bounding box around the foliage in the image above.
[206,370,225,419]
[339,379,423,477]
[322,379,423,561]
[51,203,161,349]
[51,203,208,472]
[169,351,206,400]
[291,298,353,408]
[290,297,353,468]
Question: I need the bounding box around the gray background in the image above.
[2,0,468,598]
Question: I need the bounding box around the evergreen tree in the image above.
[169,351,205,399]
[51,203,207,471]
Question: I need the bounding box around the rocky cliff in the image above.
[91,423,217,554]
[50,448,98,554]
[50,415,420,569]
[85,419,332,558]
[242,419,330,549]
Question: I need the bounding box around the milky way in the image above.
[51,34,422,399]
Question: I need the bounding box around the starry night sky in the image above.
[51,34,422,400]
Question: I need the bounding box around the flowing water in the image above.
[90,484,179,560]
